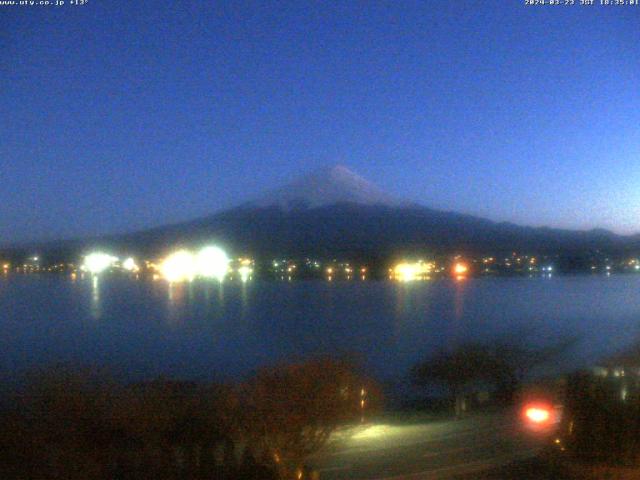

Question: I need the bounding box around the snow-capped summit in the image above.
[247,165,402,210]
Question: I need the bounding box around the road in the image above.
[309,409,551,480]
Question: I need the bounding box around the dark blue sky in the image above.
[2,1,639,243]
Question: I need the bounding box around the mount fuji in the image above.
[19,165,637,264]
[105,164,636,259]
[245,165,406,210]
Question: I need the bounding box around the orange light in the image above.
[453,262,468,275]
[525,406,550,424]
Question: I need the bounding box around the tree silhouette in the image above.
[241,357,381,479]
[412,339,575,416]
[0,359,381,480]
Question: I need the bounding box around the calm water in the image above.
[1,275,640,384]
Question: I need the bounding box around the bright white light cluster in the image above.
[82,252,118,275]
[160,250,197,282]
[160,246,230,283]
[122,257,139,272]
[392,261,433,282]
[196,246,230,280]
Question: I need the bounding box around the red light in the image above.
[525,406,550,424]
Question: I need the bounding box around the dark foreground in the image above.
[311,410,547,479]
[466,454,640,480]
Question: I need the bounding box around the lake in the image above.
[1,275,639,388]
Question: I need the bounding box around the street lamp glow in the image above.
[160,250,196,282]
[351,424,390,440]
[196,246,230,281]
[524,406,551,424]
[82,252,118,275]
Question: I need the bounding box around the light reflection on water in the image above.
[91,275,101,320]
[1,275,640,384]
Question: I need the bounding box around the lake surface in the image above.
[1,275,640,386]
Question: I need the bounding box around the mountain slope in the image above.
[113,202,637,259]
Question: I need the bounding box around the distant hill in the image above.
[8,165,640,260]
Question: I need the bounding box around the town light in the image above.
[196,246,230,281]
[122,257,139,272]
[82,252,118,275]
[238,265,252,282]
[453,262,468,276]
[392,261,433,281]
[395,263,419,281]
[160,250,197,283]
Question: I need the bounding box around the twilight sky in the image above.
[1,1,639,244]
